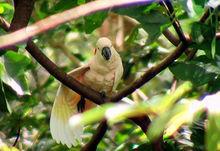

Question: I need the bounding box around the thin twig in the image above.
[199,8,210,23]
[12,127,21,146]
[162,29,180,46]
[160,0,187,43]
[0,17,10,31]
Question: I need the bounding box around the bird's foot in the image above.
[77,96,85,113]
[100,91,106,98]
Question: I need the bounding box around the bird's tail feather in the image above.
[50,84,83,148]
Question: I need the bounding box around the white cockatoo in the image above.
[50,37,123,147]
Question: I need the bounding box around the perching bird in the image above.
[50,37,123,147]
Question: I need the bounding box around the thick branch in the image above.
[9,0,35,32]
[0,0,157,49]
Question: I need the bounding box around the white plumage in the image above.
[50,37,123,147]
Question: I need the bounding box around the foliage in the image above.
[0,0,219,151]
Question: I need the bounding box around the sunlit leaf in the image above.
[192,0,206,16]
[0,2,13,14]
[202,93,220,151]
[0,5,4,14]
[0,51,31,95]
[0,145,19,151]
[206,114,220,151]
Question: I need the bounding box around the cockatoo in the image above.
[50,37,123,147]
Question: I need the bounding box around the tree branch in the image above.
[160,0,187,43]
[0,0,157,50]
[81,120,108,151]
[162,29,180,46]
[9,0,35,32]
[12,127,21,146]
[199,8,210,23]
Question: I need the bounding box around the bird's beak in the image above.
[102,47,111,60]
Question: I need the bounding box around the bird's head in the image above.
[95,37,113,61]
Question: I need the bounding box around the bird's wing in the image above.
[112,58,123,92]
[50,65,90,148]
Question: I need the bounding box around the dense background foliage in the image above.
[0,0,219,151]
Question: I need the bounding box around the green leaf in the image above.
[125,27,139,45]
[206,113,220,151]
[83,11,108,34]
[0,51,31,95]
[190,22,215,58]
[4,51,31,76]
[77,0,85,5]
[211,37,216,59]
[192,0,206,16]
[0,5,4,14]
[0,80,11,113]
[191,22,215,44]
[115,5,170,44]
[207,77,220,93]
[169,61,220,86]
[190,114,205,151]
[0,2,13,14]
[203,93,220,151]
[50,0,77,13]
[132,143,153,151]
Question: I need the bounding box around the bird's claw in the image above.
[77,96,85,113]
[100,91,106,98]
